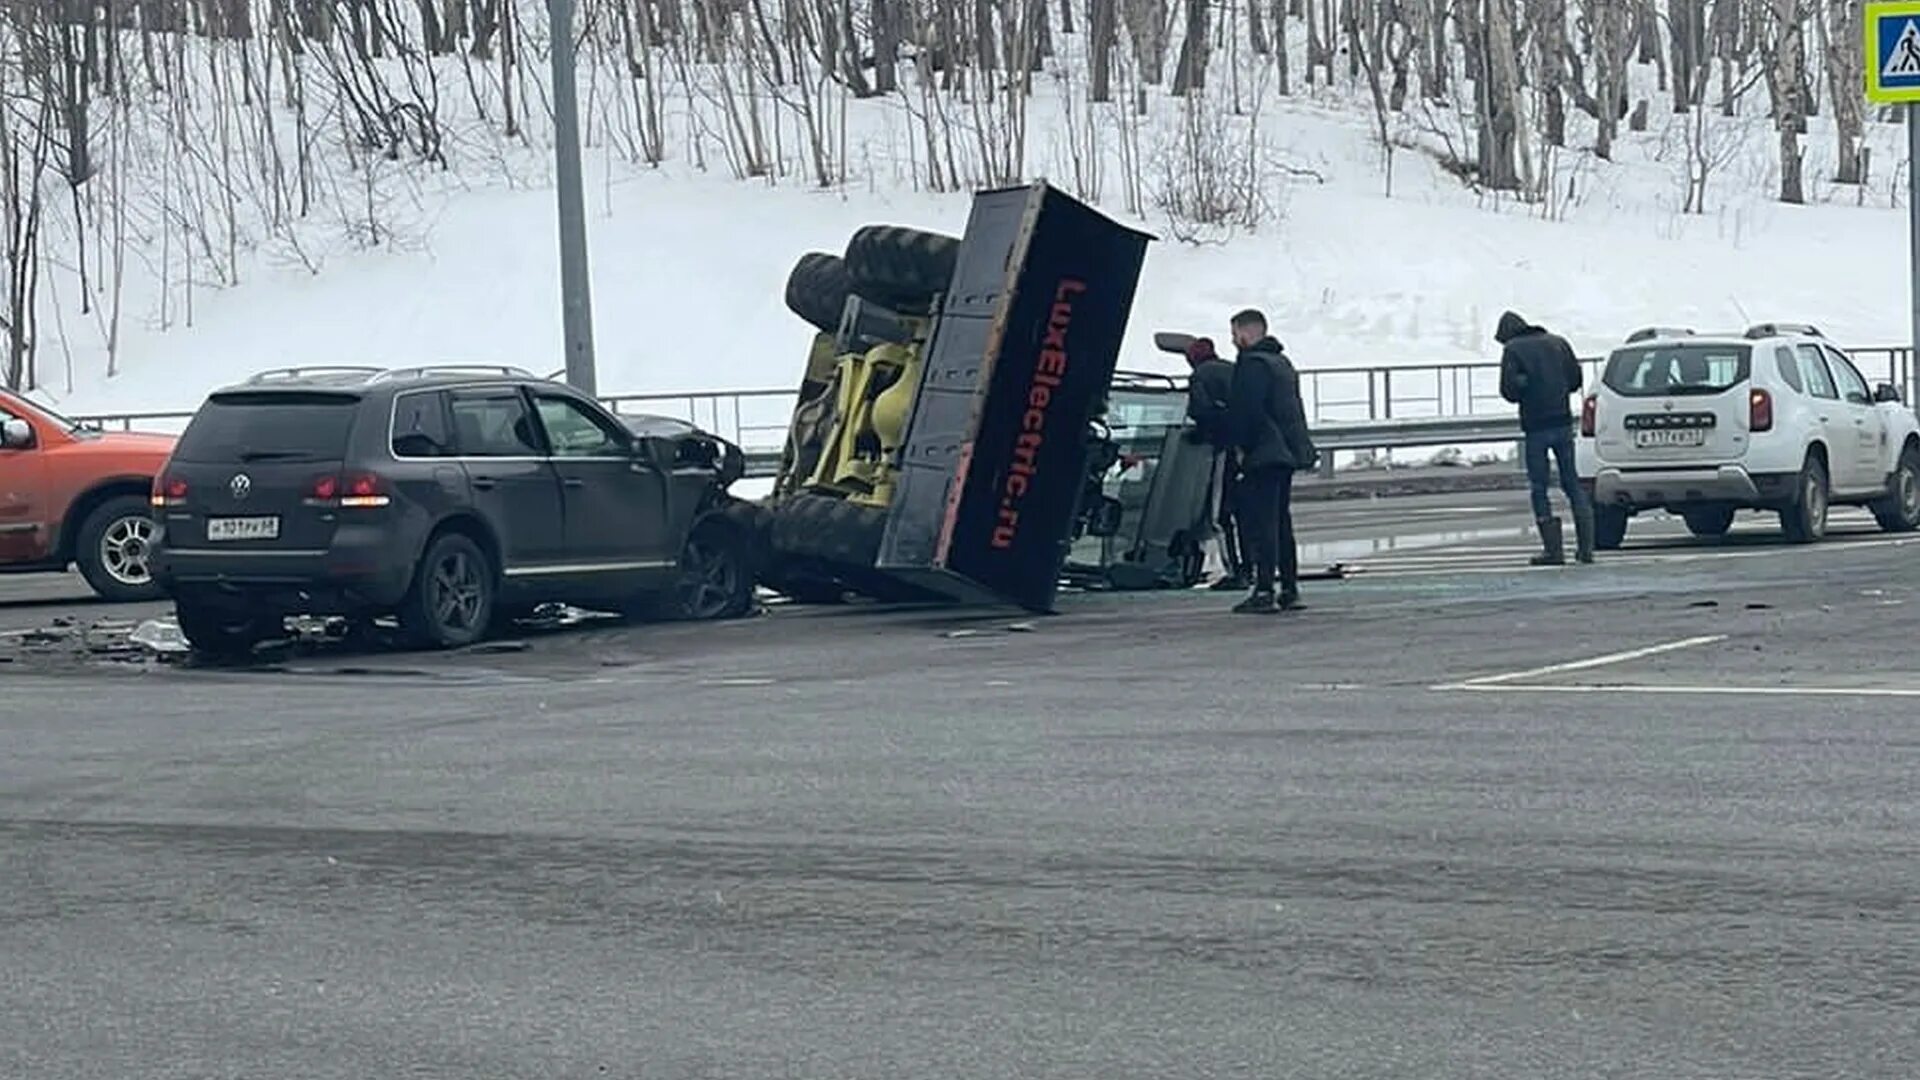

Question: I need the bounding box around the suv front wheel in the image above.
[1870,446,1920,533]
[400,533,496,649]
[1780,456,1830,544]
[635,520,756,622]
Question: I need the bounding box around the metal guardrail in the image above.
[61,345,1918,478]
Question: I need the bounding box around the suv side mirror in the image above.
[633,435,675,464]
[0,417,32,449]
[1875,383,1903,405]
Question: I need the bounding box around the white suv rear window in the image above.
[1603,344,1752,397]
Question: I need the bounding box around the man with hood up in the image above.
[1226,309,1317,613]
[1497,311,1594,565]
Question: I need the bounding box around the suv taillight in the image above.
[1749,388,1773,433]
[150,475,187,508]
[307,471,391,508]
[1580,394,1596,438]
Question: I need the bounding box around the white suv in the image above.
[1575,324,1920,548]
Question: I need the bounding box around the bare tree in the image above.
[1759,0,1809,204]
[1818,0,1865,185]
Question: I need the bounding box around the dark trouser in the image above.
[1523,425,1589,520]
[1236,465,1297,594]
[1211,448,1242,572]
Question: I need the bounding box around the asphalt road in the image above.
[3,491,1918,1078]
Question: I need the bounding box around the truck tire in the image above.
[843,225,960,313]
[784,252,853,334]
[768,492,888,569]
[74,494,165,602]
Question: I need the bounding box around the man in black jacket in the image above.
[1184,337,1246,589]
[1497,311,1594,565]
[1226,309,1318,613]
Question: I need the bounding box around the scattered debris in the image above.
[129,619,190,654]
[464,640,530,654]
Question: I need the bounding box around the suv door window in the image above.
[533,394,628,458]
[1826,349,1872,405]
[448,389,544,457]
[391,391,453,458]
[1795,345,1839,400]
[445,388,564,565]
[531,392,670,573]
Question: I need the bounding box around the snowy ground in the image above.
[27,38,1920,418]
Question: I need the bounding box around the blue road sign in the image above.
[1870,2,1920,103]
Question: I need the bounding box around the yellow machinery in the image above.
[788,340,922,509]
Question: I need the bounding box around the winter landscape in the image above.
[1,0,1913,414]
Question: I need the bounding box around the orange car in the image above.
[1,389,177,601]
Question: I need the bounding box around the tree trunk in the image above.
[872,0,898,93]
[1090,0,1116,101]
[1821,0,1865,183]
[1172,0,1209,95]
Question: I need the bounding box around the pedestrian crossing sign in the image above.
[1868,1,1920,103]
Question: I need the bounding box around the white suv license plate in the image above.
[1633,428,1707,448]
[206,516,281,542]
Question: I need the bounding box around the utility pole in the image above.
[548,0,597,396]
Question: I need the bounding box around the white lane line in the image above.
[1434,635,1728,690]
[1447,683,1920,698]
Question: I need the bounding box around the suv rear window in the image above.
[1603,344,1752,397]
[172,391,360,463]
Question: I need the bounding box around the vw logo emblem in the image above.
[230,473,252,501]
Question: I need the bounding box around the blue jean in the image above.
[1524,426,1588,521]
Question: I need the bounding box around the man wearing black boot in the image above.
[1226,309,1318,613]
[1496,311,1595,565]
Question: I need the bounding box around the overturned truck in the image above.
[758,182,1154,613]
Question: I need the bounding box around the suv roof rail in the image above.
[1623,326,1694,344]
[367,364,537,383]
[1744,322,1823,340]
[243,365,385,384]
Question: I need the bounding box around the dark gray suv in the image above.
[151,366,758,656]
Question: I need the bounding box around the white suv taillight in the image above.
[1749,388,1773,433]
[1580,394,1597,437]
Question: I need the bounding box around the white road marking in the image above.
[1445,682,1920,698]
[1435,634,1728,689]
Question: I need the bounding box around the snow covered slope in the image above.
[22,8,1919,416]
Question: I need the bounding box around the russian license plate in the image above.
[1633,428,1707,448]
[206,516,280,541]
